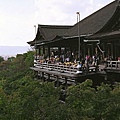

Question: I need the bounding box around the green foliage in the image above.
[0,51,34,81]
[0,56,4,63]
[0,77,63,120]
[0,77,120,120]
[0,51,120,119]
[0,88,7,119]
[66,79,95,119]
[66,80,120,120]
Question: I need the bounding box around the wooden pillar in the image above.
[43,46,45,55]
[35,47,37,60]
[37,71,40,79]
[111,42,114,59]
[34,70,38,79]
[58,47,61,57]
[63,47,65,60]
[41,72,45,81]
[39,47,41,56]
[84,43,86,57]
[48,47,50,59]
[114,43,117,60]
[92,43,94,56]
[64,47,67,54]
[83,43,85,58]
[102,42,105,59]
[104,42,107,58]
[48,74,51,82]
[54,76,60,87]
[95,46,98,56]
[65,77,68,89]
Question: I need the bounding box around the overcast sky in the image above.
[0,0,114,46]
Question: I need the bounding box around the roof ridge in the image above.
[38,24,73,28]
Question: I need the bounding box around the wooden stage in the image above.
[30,60,120,87]
[30,62,106,87]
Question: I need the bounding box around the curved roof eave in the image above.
[38,24,73,41]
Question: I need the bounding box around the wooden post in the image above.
[114,43,117,60]
[48,47,50,59]
[65,77,68,89]
[43,46,45,55]
[39,47,41,56]
[48,74,50,81]
[83,43,86,58]
[58,47,61,57]
[92,43,94,56]
[41,72,44,81]
[54,76,59,87]
[34,70,38,79]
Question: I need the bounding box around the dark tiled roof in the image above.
[28,0,120,46]
[28,25,72,45]
[65,0,118,37]
[38,24,72,41]
[87,1,120,40]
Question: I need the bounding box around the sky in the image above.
[0,0,114,46]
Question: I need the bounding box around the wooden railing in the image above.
[107,61,120,69]
[34,61,97,74]
[35,62,78,74]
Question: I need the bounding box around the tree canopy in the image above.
[0,56,4,63]
[0,51,120,120]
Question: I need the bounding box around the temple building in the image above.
[28,0,120,62]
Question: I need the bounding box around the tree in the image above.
[66,80,120,120]
[66,79,95,119]
[0,88,8,119]
[0,51,120,120]
[0,76,65,120]
[0,56,4,63]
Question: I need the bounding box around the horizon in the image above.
[0,46,33,58]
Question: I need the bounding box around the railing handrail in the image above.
[34,61,97,74]
[107,60,120,69]
[35,62,78,74]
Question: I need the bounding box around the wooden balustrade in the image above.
[107,61,120,69]
[35,62,78,74]
[34,61,97,74]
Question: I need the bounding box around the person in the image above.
[51,51,54,57]
[85,55,91,64]
[85,55,90,73]
[81,58,85,67]
[92,55,95,66]
[65,51,70,62]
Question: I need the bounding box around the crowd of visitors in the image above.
[36,50,99,69]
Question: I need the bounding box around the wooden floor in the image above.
[30,62,105,86]
[105,67,120,73]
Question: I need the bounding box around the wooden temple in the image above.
[28,0,120,86]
